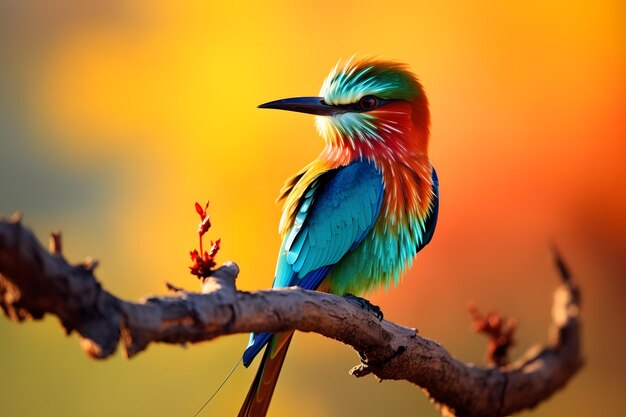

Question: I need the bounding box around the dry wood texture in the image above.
[0,216,582,417]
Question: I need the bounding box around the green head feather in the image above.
[316,57,425,145]
[320,57,421,105]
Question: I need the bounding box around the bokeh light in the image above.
[1,1,624,416]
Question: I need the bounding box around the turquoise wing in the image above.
[243,159,384,366]
[273,159,384,289]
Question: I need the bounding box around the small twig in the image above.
[551,245,572,283]
[9,212,22,224]
[165,281,184,292]
[80,257,99,272]
[49,231,62,255]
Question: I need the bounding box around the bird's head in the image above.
[259,57,430,159]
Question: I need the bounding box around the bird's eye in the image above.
[358,95,378,111]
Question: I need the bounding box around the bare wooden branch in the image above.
[0,217,582,417]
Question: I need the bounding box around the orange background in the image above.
[0,1,624,416]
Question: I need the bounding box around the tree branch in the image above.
[0,216,582,417]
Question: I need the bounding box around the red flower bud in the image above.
[189,200,220,279]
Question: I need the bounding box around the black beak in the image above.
[258,96,345,116]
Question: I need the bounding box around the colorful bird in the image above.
[239,57,439,417]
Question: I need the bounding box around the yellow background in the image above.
[0,1,624,416]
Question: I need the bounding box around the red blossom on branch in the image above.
[468,303,517,367]
[189,201,221,279]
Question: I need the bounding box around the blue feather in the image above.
[243,160,384,366]
[418,167,439,251]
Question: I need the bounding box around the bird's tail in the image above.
[238,331,294,417]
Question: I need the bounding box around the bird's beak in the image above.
[258,96,345,116]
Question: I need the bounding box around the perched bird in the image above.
[240,57,439,417]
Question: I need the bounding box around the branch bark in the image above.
[0,216,582,417]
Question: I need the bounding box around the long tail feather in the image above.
[238,332,294,417]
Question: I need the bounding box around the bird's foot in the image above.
[343,293,384,320]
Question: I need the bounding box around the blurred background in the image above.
[0,1,624,416]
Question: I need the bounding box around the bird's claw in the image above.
[343,293,384,320]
